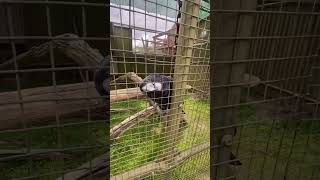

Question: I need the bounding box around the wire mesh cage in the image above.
[0,0,108,179]
[212,0,320,180]
[1,0,319,180]
[110,0,210,179]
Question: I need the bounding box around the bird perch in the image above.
[0,82,143,130]
[110,106,156,141]
[0,33,103,69]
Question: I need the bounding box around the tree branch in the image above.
[0,33,103,69]
[110,72,143,85]
[0,83,143,130]
[110,106,156,141]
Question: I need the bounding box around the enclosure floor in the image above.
[194,171,210,180]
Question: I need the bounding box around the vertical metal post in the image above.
[211,0,256,179]
[162,0,200,179]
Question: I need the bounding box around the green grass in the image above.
[0,121,107,179]
[177,97,210,151]
[110,97,211,179]
[0,97,210,179]
[5,96,318,180]
[110,99,163,175]
[234,104,320,180]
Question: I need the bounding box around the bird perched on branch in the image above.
[139,74,187,127]
[139,74,172,113]
[138,75,241,166]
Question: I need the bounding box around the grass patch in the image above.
[110,97,210,178]
[235,104,320,180]
[0,121,107,179]
[177,96,210,151]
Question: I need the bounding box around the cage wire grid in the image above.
[110,0,210,179]
[0,0,109,179]
[211,0,320,180]
[0,0,319,180]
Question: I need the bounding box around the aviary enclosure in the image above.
[0,0,319,180]
[0,0,109,179]
[109,0,210,179]
[212,0,320,180]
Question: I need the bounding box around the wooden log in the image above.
[110,87,143,102]
[0,82,143,130]
[110,72,143,85]
[0,149,71,160]
[110,108,137,113]
[110,109,188,144]
[0,71,198,130]
[110,106,156,141]
[0,33,103,69]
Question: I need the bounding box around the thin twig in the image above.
[110,72,143,85]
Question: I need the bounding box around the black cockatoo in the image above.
[139,74,187,127]
[139,74,173,113]
[139,74,240,166]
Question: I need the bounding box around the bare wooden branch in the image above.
[186,84,205,93]
[110,87,144,102]
[110,72,143,85]
[173,142,209,166]
[0,33,103,69]
[0,149,71,160]
[110,109,188,144]
[110,106,156,141]
[0,82,143,130]
[110,108,136,113]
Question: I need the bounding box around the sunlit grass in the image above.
[110,97,210,179]
[235,104,320,180]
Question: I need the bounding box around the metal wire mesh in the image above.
[212,0,320,180]
[1,0,319,180]
[0,1,108,179]
[110,0,210,179]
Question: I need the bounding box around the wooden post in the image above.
[162,0,201,179]
[310,59,320,100]
[211,0,256,179]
